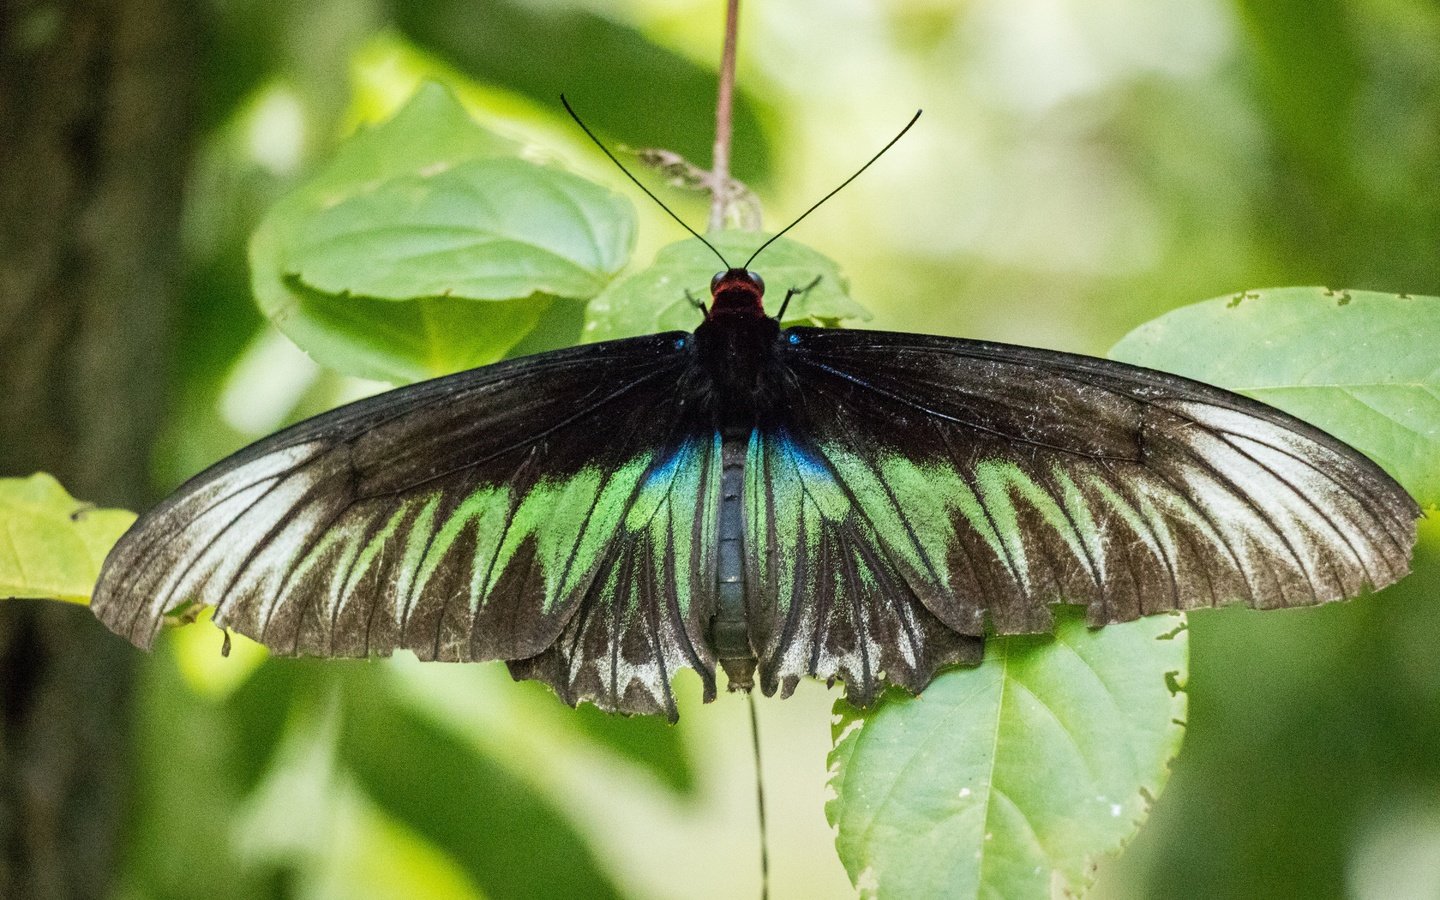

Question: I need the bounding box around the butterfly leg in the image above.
[775,275,822,321]
[685,288,709,318]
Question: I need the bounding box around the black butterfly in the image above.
[91,251,1418,720]
[91,107,1419,721]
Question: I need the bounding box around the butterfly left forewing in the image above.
[764,327,1418,677]
[93,335,722,716]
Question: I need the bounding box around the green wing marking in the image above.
[92,334,720,717]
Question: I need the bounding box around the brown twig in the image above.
[709,0,740,232]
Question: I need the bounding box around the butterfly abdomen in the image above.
[712,425,757,690]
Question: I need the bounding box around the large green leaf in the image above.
[1110,288,1440,508]
[584,232,870,341]
[827,609,1187,899]
[0,474,135,605]
[251,81,635,384]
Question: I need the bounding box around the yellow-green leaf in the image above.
[0,474,136,605]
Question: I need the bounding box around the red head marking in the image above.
[708,268,767,319]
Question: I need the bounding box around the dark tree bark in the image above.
[0,1,198,897]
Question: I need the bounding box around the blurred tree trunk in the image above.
[0,1,197,897]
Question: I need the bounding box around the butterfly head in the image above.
[707,267,768,320]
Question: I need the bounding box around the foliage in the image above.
[250,82,635,384]
[825,284,1438,896]
[585,230,870,341]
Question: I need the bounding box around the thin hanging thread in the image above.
[748,690,770,900]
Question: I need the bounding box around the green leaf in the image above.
[277,276,558,385]
[251,81,636,383]
[223,660,328,794]
[1109,288,1440,508]
[0,473,136,605]
[827,608,1187,899]
[584,232,871,342]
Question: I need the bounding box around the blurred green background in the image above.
[1,0,1437,897]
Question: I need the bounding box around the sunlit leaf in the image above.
[1110,288,1440,508]
[170,607,270,700]
[584,232,870,342]
[827,609,1187,899]
[251,80,635,383]
[0,473,135,605]
[323,787,486,900]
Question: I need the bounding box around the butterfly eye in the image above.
[748,271,765,293]
[710,272,725,293]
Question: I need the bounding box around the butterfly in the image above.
[90,259,1419,721]
[91,107,1419,722]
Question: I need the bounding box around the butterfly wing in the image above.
[746,327,1419,702]
[92,334,721,718]
[744,427,984,704]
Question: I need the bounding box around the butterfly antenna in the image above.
[749,691,771,900]
[743,109,922,270]
[561,95,731,270]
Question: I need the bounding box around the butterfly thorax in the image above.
[693,268,780,403]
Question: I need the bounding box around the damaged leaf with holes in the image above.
[827,608,1188,898]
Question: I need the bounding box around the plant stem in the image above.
[709,0,740,233]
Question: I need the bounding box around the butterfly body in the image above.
[692,268,785,690]
[92,265,1419,721]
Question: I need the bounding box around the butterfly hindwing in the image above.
[92,334,721,716]
[744,427,985,704]
[508,433,723,719]
[768,327,1417,648]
